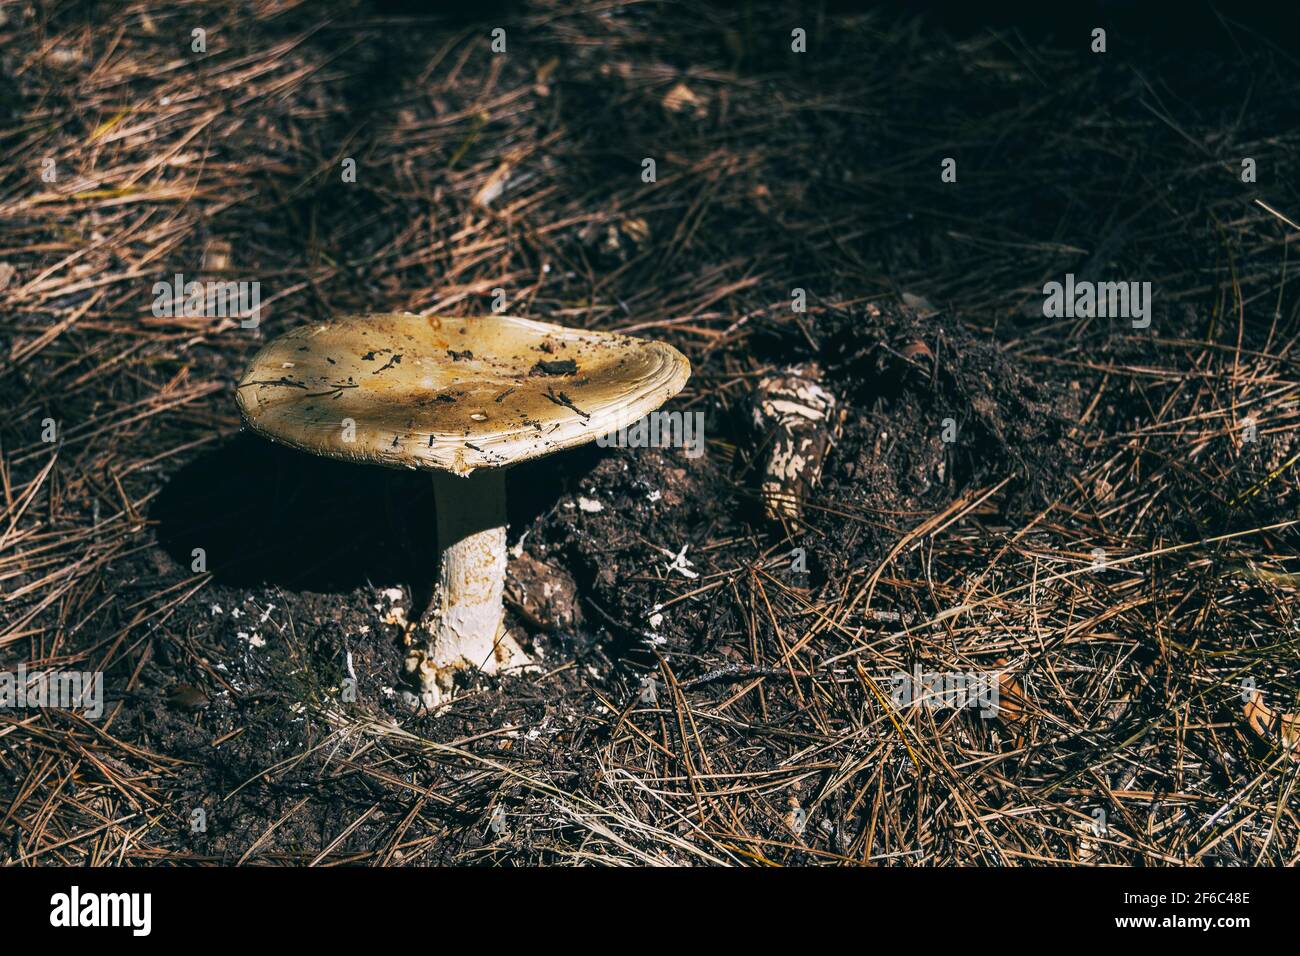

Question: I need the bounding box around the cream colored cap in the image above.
[235,313,691,476]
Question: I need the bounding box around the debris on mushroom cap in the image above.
[235,313,691,476]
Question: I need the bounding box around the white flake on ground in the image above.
[660,544,699,579]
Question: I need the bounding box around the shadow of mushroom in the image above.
[152,431,608,601]
[153,433,435,594]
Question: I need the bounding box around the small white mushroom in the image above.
[236,313,690,710]
[751,363,839,521]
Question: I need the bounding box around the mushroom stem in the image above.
[405,469,530,709]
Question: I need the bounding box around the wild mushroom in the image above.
[235,313,689,709]
[751,363,839,521]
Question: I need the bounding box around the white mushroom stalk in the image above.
[404,470,529,709]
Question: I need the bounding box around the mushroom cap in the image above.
[235,313,691,475]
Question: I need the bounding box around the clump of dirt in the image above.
[506,551,583,632]
[825,303,1078,496]
[523,447,725,665]
[730,301,1083,582]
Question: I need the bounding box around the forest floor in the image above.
[2,0,1299,865]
